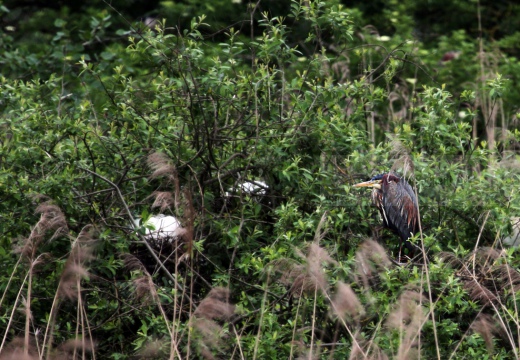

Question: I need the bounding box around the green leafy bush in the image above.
[1,0,520,358]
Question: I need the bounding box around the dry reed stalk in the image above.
[193,287,235,321]
[470,313,505,353]
[441,247,520,307]
[58,226,96,300]
[386,290,427,360]
[18,202,68,261]
[0,336,38,360]
[190,287,236,359]
[440,247,520,355]
[137,339,166,358]
[331,282,365,326]
[14,201,68,358]
[123,254,159,305]
[182,188,195,258]
[147,152,180,210]
[51,338,94,360]
[269,242,336,297]
[355,239,391,290]
[268,215,336,297]
[348,336,389,360]
[123,253,183,359]
[42,225,97,360]
[150,191,175,212]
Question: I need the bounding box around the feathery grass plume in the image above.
[34,202,68,238]
[306,243,337,294]
[52,338,94,360]
[147,152,180,209]
[467,247,509,304]
[313,212,329,244]
[18,202,68,260]
[191,287,236,359]
[348,336,389,360]
[391,156,415,181]
[121,255,179,357]
[57,226,97,300]
[191,317,222,360]
[437,251,464,268]
[122,252,148,272]
[470,313,505,353]
[493,263,520,293]
[150,191,175,212]
[295,347,320,360]
[355,239,391,290]
[14,201,68,359]
[193,287,235,321]
[462,279,498,306]
[330,59,350,83]
[386,290,427,360]
[283,243,336,297]
[331,282,365,325]
[267,258,310,296]
[147,151,177,180]
[302,213,336,294]
[122,254,159,305]
[470,248,520,297]
[388,136,408,159]
[471,247,503,271]
[268,258,305,287]
[268,216,336,297]
[51,338,94,360]
[132,275,157,305]
[292,334,329,360]
[387,137,415,180]
[400,155,415,180]
[441,248,501,305]
[41,226,96,360]
[137,338,166,358]
[0,336,38,360]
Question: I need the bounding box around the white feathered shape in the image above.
[134,214,186,243]
[240,180,268,195]
[225,180,268,197]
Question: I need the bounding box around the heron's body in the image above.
[354,172,419,257]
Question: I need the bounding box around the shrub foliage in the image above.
[1,0,520,358]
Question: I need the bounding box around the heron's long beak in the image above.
[353,179,382,189]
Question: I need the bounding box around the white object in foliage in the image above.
[504,217,520,247]
[241,180,268,195]
[134,214,185,243]
[226,180,268,197]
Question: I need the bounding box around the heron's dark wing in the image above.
[382,178,419,242]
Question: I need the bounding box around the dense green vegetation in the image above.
[1,0,520,358]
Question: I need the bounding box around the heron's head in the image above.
[352,173,385,190]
